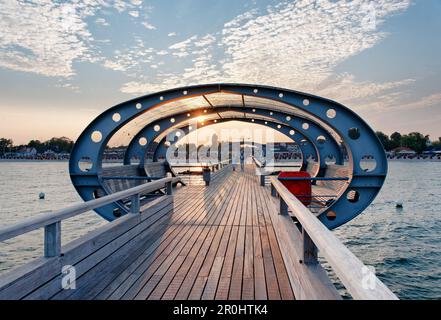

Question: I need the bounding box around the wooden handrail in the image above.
[0,177,177,243]
[252,156,265,168]
[270,176,398,300]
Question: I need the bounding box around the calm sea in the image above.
[0,161,439,299]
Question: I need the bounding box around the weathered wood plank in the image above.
[229,226,245,300]
[242,225,254,300]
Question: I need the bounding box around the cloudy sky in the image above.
[0,0,440,144]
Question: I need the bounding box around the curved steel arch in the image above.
[123,110,324,168]
[123,106,342,170]
[151,118,313,163]
[69,83,387,229]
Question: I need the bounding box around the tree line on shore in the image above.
[0,137,74,155]
[1,131,441,156]
[375,131,441,153]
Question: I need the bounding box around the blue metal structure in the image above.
[69,83,387,229]
[124,108,342,170]
[151,118,316,163]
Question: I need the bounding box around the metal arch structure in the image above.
[69,83,387,229]
[151,118,314,162]
[123,107,342,170]
[126,113,325,167]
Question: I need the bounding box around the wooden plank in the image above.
[78,209,177,301]
[228,226,245,300]
[173,226,217,300]
[187,225,227,299]
[146,226,207,300]
[259,225,281,300]
[97,224,185,300]
[89,223,181,299]
[215,225,238,300]
[66,217,173,300]
[199,224,233,300]
[125,175,239,300]
[265,224,295,300]
[242,225,254,300]
[44,222,61,258]
[253,225,267,300]
[161,226,213,300]
[126,224,199,299]
[200,257,224,300]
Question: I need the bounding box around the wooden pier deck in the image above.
[93,166,294,300]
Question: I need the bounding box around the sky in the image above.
[0,0,440,145]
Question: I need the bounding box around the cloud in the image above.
[122,0,413,107]
[0,0,144,78]
[95,18,109,26]
[358,92,441,111]
[1,0,419,111]
[0,1,95,77]
[218,0,412,91]
[169,36,198,50]
[102,42,155,73]
[142,21,157,30]
[128,11,139,18]
[316,73,416,107]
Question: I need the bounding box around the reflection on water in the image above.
[0,160,439,299]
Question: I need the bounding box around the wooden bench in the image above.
[311,164,349,208]
[144,161,185,186]
[144,161,168,178]
[100,163,180,203]
[101,165,145,194]
[305,161,319,177]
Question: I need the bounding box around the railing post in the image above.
[130,193,140,214]
[166,180,173,195]
[260,174,266,186]
[302,228,318,264]
[202,168,211,186]
[44,221,61,257]
[280,198,288,215]
[271,183,276,197]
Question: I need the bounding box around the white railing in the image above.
[269,176,398,300]
[0,177,177,258]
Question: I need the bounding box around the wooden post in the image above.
[166,181,173,195]
[260,174,266,186]
[44,221,61,257]
[280,198,288,215]
[271,184,276,197]
[130,194,140,214]
[302,228,318,264]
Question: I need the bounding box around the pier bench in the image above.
[311,164,349,207]
[101,165,145,193]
